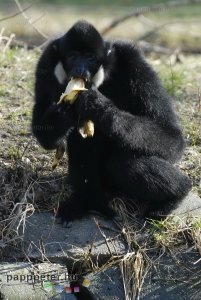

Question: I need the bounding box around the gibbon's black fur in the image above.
[32,20,191,223]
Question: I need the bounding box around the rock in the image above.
[4,192,201,262]
[140,251,201,300]
[21,157,31,165]
[8,212,126,264]
[1,192,201,300]
[83,266,125,300]
[0,262,49,300]
[0,262,124,300]
[172,192,201,218]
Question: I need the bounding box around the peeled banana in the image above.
[58,78,95,138]
[58,78,86,104]
[53,78,95,169]
[78,120,94,139]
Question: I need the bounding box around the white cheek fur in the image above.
[54,61,67,84]
[54,62,105,87]
[92,65,105,87]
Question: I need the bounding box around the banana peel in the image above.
[58,78,95,138]
[52,140,66,170]
[53,78,95,169]
[58,78,86,104]
[78,120,94,139]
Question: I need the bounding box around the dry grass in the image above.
[0,167,35,250]
[111,199,201,299]
[1,2,201,49]
[0,25,200,298]
[152,55,201,197]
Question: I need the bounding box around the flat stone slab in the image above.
[140,251,201,300]
[0,262,51,300]
[1,251,200,300]
[14,213,126,262]
[172,192,201,217]
[0,262,124,300]
[1,192,201,300]
[5,192,201,262]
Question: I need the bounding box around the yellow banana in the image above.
[53,78,95,169]
[58,78,86,104]
[58,78,95,138]
[79,120,94,138]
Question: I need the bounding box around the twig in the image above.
[0,32,16,53]
[101,0,201,35]
[198,87,201,111]
[30,13,45,25]
[138,40,172,55]
[3,33,15,52]
[97,224,122,234]
[29,240,51,262]
[14,0,48,39]
[138,40,201,55]
[137,19,201,43]
[94,217,113,256]
[193,257,201,264]
[0,2,34,23]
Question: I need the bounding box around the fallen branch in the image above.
[101,0,201,35]
[0,2,34,23]
[136,19,201,42]
[138,40,172,55]
[0,28,15,52]
[94,217,113,256]
[14,0,48,39]
[138,40,201,55]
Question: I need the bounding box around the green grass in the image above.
[0,44,201,295]
[152,56,201,196]
[161,68,185,97]
[7,146,22,159]
[183,116,201,146]
[148,216,201,249]
[0,85,7,97]
[1,0,201,51]
[18,0,172,6]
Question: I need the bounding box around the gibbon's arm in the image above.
[75,41,185,162]
[32,41,75,150]
[76,88,184,162]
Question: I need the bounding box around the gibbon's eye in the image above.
[85,53,96,63]
[67,52,79,61]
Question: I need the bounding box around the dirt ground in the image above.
[0,44,200,251]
